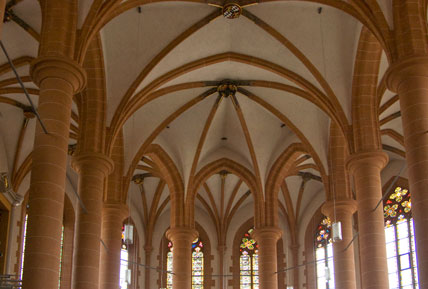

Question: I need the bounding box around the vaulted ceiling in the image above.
[0,0,405,238]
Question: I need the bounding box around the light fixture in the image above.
[332,221,342,242]
[124,224,134,245]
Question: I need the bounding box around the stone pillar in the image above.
[322,200,357,289]
[217,244,226,289]
[386,58,428,288]
[22,57,85,289]
[166,227,198,289]
[71,153,113,289]
[144,245,153,289]
[99,203,128,289]
[253,227,282,289]
[290,244,299,289]
[347,151,389,289]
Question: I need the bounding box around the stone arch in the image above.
[145,144,185,227]
[265,143,307,227]
[351,26,383,153]
[186,158,263,227]
[77,0,389,64]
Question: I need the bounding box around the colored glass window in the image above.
[384,187,419,289]
[240,228,259,289]
[315,217,335,289]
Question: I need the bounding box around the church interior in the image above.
[0,1,427,289]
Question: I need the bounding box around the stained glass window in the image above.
[120,226,129,289]
[166,237,204,289]
[384,187,419,289]
[240,228,259,289]
[192,238,204,289]
[315,217,335,289]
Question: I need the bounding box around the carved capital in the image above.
[385,56,428,92]
[71,152,114,176]
[252,226,282,243]
[346,151,388,174]
[31,56,87,93]
[166,227,198,244]
[322,199,357,218]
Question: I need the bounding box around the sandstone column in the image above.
[99,203,128,289]
[71,154,113,289]
[144,244,153,289]
[347,151,389,289]
[166,227,198,289]
[386,59,428,288]
[253,227,282,289]
[22,57,85,289]
[217,244,226,289]
[322,200,357,289]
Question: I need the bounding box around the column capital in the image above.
[346,151,388,174]
[252,226,282,243]
[72,152,114,176]
[30,56,87,93]
[166,227,198,244]
[103,202,129,219]
[385,56,428,92]
[322,199,357,218]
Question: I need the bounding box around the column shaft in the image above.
[72,154,113,289]
[253,227,281,289]
[322,200,357,289]
[99,203,128,289]
[386,59,428,289]
[22,58,85,289]
[144,245,153,289]
[347,152,389,289]
[166,227,198,289]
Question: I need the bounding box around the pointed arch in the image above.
[265,143,308,227]
[187,158,263,227]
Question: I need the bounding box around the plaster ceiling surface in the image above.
[247,2,362,121]
[102,2,216,123]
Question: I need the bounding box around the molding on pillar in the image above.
[166,227,198,243]
[103,202,129,220]
[30,56,87,93]
[252,226,282,242]
[346,151,388,174]
[71,152,114,176]
[385,56,428,92]
[321,199,357,217]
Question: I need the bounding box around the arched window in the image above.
[166,238,205,289]
[384,186,419,289]
[192,239,204,289]
[239,228,259,289]
[120,226,130,289]
[315,216,334,289]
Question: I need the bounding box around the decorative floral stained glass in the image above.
[315,217,334,289]
[240,228,259,289]
[383,187,419,289]
[166,238,204,289]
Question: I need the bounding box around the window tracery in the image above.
[384,187,419,289]
[315,216,334,289]
[239,228,259,289]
